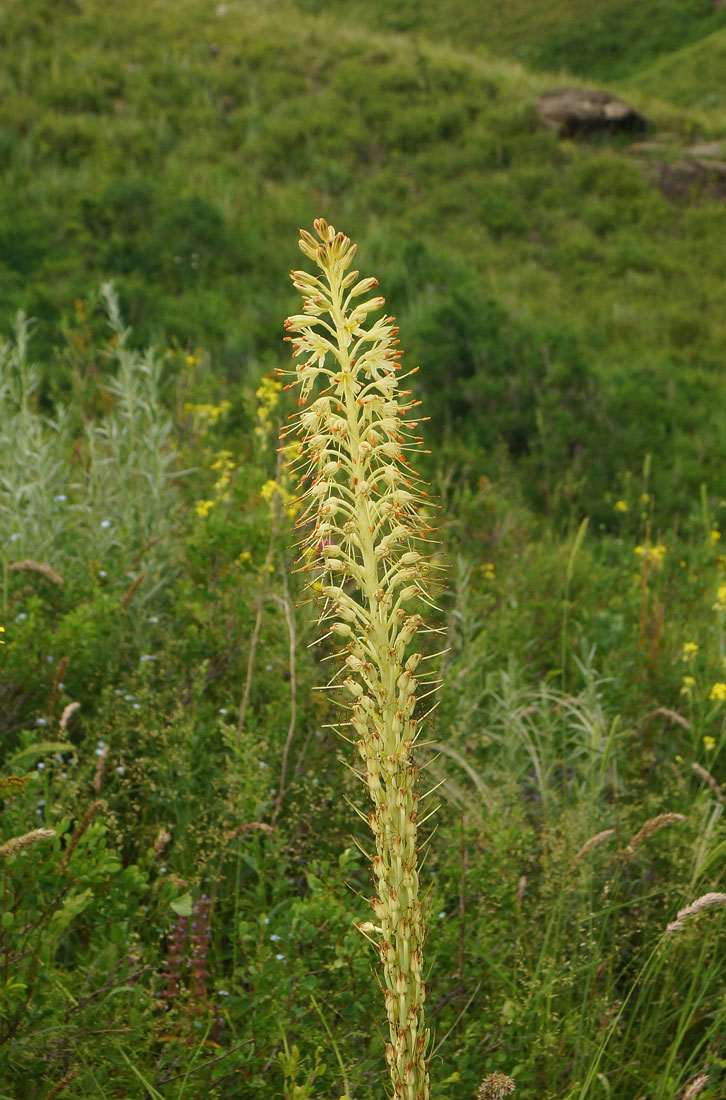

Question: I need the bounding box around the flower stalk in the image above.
[281,219,439,1100]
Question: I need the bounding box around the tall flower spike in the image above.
[280,220,440,1100]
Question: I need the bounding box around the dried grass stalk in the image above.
[666,892,726,934]
[691,761,724,803]
[60,801,102,870]
[60,701,81,730]
[0,828,56,858]
[568,828,615,875]
[681,1074,709,1100]
[121,570,147,608]
[45,1068,77,1100]
[8,559,64,585]
[623,812,686,863]
[92,746,109,794]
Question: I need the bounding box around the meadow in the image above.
[0,1,725,1098]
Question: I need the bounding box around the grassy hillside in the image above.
[624,28,726,110]
[2,0,726,521]
[291,0,726,82]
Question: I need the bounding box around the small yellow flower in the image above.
[0,625,5,645]
[481,563,496,580]
[680,675,696,695]
[185,354,198,367]
[640,492,650,504]
[195,499,215,518]
[634,544,666,565]
[615,500,629,513]
[238,551,253,565]
[703,735,716,751]
[712,584,726,612]
[709,682,726,702]
[710,529,721,544]
[682,642,699,660]
[675,754,684,763]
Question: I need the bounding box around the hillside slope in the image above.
[0,0,725,519]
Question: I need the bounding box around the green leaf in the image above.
[170,893,193,917]
[9,742,74,765]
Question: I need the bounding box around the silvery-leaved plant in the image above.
[281,220,441,1100]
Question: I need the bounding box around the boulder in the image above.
[536,87,649,137]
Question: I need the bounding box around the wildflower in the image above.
[36,717,47,727]
[238,550,253,565]
[640,492,650,504]
[709,682,726,701]
[703,735,716,751]
[482,562,496,580]
[37,762,45,771]
[635,544,667,565]
[54,493,67,503]
[710,529,721,544]
[100,519,111,529]
[218,707,228,715]
[0,626,4,644]
[682,642,699,660]
[615,500,629,512]
[282,220,439,1100]
[712,584,726,612]
[680,675,695,695]
[148,615,159,623]
[195,499,215,518]
[16,613,26,623]
[478,1074,516,1100]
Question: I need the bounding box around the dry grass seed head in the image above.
[7,559,64,586]
[623,812,686,863]
[568,828,616,875]
[691,761,724,803]
[666,892,726,934]
[681,1074,709,1100]
[0,828,56,858]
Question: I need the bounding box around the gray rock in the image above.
[536,87,649,137]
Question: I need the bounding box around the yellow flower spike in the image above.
[682,642,699,660]
[709,683,726,702]
[280,220,441,1100]
[703,735,716,751]
[195,499,215,518]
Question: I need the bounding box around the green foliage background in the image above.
[0,1,725,1098]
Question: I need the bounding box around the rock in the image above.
[657,157,726,200]
[536,87,649,137]
[683,141,725,159]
